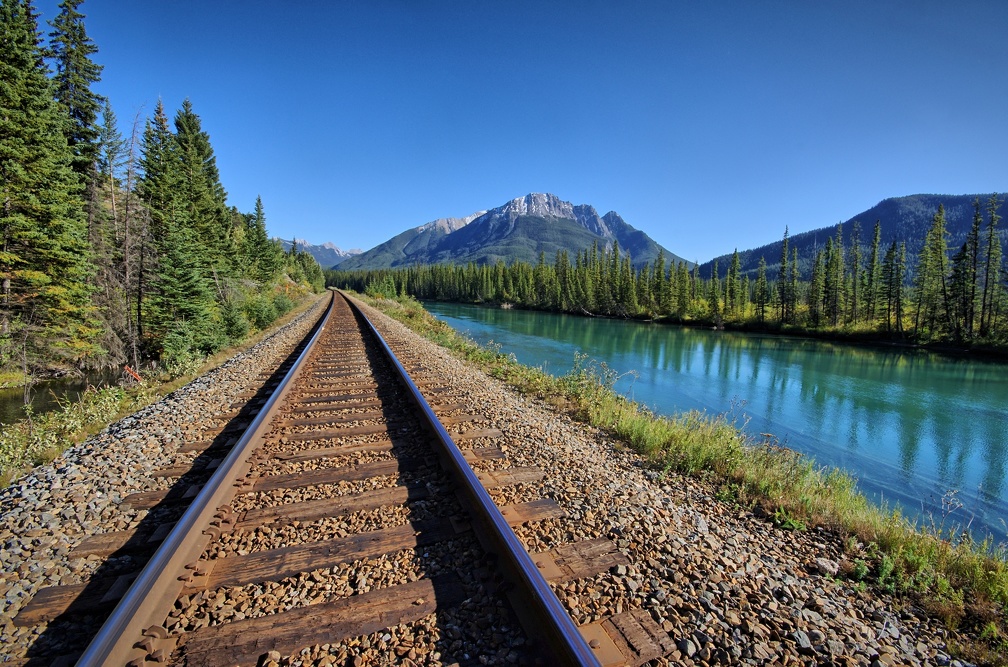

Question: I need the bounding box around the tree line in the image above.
[330,197,1006,348]
[1,0,324,379]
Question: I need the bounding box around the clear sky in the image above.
[34,0,1008,263]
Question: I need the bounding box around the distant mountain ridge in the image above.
[277,239,360,268]
[336,193,688,271]
[699,193,1008,280]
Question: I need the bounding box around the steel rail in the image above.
[76,291,336,667]
[344,292,602,666]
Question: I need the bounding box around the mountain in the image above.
[699,193,1008,280]
[335,193,688,271]
[277,239,361,269]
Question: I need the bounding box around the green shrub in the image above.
[245,295,277,330]
[161,322,204,378]
[222,299,250,342]
[272,292,294,318]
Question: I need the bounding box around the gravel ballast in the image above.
[0,293,978,665]
[0,295,329,662]
[354,297,974,667]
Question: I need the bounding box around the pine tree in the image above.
[980,194,1003,337]
[726,249,740,316]
[709,261,721,325]
[779,227,789,322]
[46,0,103,179]
[863,221,881,323]
[138,100,219,354]
[755,256,768,324]
[881,241,907,336]
[651,249,666,313]
[896,242,907,335]
[676,262,690,318]
[0,0,100,371]
[244,195,281,283]
[848,221,861,323]
[964,198,982,338]
[173,99,233,280]
[948,242,970,342]
[808,249,825,327]
[788,247,799,324]
[828,224,844,326]
[913,204,951,337]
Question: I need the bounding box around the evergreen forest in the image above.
[0,0,324,382]
[330,198,1007,350]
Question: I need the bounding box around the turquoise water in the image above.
[424,301,1008,541]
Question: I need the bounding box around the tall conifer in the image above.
[47,0,103,178]
[0,0,99,370]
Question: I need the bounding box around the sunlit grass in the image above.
[358,291,1008,664]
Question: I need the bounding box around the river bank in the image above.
[0,289,1003,664]
[365,292,1007,665]
[0,293,328,486]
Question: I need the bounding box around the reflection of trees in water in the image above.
[981,418,1006,504]
[427,301,1008,533]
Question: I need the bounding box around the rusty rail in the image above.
[347,294,601,666]
[76,292,336,667]
[77,290,600,666]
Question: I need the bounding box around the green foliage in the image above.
[160,321,206,378]
[0,0,102,373]
[272,292,293,318]
[221,298,250,341]
[284,242,325,292]
[244,294,277,330]
[46,0,103,177]
[0,383,155,482]
[853,559,870,581]
[365,274,399,300]
[173,99,233,278]
[242,196,283,283]
[772,506,807,532]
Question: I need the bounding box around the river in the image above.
[424,301,1008,542]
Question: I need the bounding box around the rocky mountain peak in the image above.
[416,210,486,235]
[483,193,610,237]
[499,193,575,219]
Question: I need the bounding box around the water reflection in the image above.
[0,373,119,427]
[425,301,1008,540]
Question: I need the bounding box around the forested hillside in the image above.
[331,195,1006,348]
[700,194,1008,280]
[0,0,324,380]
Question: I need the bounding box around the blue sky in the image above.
[35,1,1008,263]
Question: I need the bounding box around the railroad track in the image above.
[13,291,673,666]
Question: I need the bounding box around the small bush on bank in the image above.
[273,292,294,318]
[245,294,278,330]
[222,299,251,341]
[0,384,156,485]
[160,322,206,379]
